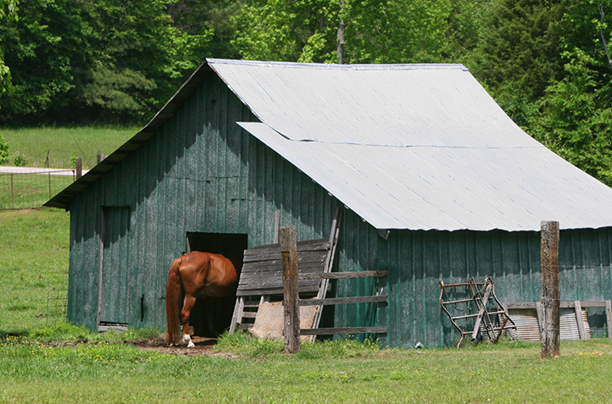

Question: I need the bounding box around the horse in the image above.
[165,251,238,347]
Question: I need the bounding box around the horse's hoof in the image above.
[187,342,195,348]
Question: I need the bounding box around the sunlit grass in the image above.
[0,126,138,169]
[0,173,74,209]
[3,208,612,403]
[0,209,70,333]
[1,335,612,403]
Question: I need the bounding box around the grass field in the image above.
[0,173,74,210]
[0,126,139,169]
[0,209,70,333]
[2,332,612,403]
[3,208,612,403]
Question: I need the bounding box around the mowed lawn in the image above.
[2,336,612,403]
[0,126,138,169]
[2,210,612,403]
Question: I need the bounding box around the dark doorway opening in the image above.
[186,232,247,338]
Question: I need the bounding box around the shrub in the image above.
[0,134,8,164]
[12,151,29,166]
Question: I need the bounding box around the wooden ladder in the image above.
[229,208,343,334]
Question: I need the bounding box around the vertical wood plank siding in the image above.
[333,222,612,348]
[67,74,339,331]
[67,73,612,347]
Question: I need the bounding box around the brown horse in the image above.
[165,251,238,347]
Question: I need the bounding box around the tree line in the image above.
[1,0,611,184]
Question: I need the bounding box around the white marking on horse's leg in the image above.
[182,334,195,348]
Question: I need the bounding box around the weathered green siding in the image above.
[67,73,339,331]
[67,71,612,348]
[332,222,612,348]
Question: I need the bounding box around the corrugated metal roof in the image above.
[207,59,612,231]
[44,63,215,210]
[47,58,612,232]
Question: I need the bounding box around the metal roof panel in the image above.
[238,121,612,231]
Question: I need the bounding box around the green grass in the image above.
[0,209,70,333]
[3,209,612,403]
[1,334,612,403]
[0,126,139,169]
[0,173,74,209]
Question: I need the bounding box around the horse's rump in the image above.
[166,251,238,346]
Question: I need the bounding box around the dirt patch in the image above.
[128,336,239,358]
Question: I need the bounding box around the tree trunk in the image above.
[336,0,346,64]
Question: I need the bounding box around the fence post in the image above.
[75,158,82,179]
[541,220,560,358]
[280,225,300,353]
[10,174,14,209]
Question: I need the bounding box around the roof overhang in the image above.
[44,62,215,210]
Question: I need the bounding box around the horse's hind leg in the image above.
[204,299,220,337]
[180,295,197,347]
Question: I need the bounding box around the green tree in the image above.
[0,0,17,98]
[444,0,492,63]
[233,0,453,64]
[468,0,566,126]
[0,0,212,125]
[0,133,8,164]
[169,0,243,59]
[528,1,612,185]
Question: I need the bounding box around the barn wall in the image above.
[66,73,612,348]
[332,219,612,348]
[67,73,339,330]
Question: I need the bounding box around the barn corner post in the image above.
[75,158,82,179]
[280,225,300,353]
[540,220,560,358]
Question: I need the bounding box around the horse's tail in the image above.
[165,257,183,346]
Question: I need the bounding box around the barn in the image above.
[46,59,612,348]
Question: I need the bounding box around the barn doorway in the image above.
[185,232,248,337]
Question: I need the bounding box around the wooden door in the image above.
[97,206,131,326]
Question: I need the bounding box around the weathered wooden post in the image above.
[541,220,560,358]
[280,225,300,353]
[75,158,83,179]
[10,174,14,209]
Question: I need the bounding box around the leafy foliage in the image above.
[233,0,454,64]
[1,0,612,188]
[528,1,612,185]
[0,133,8,163]
[0,0,17,98]
[0,0,213,125]
[468,0,566,126]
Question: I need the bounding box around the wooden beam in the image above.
[299,295,387,306]
[506,301,609,309]
[471,283,492,341]
[280,226,300,353]
[273,210,281,244]
[606,300,612,339]
[540,220,560,358]
[300,326,387,335]
[299,270,387,280]
[574,301,587,340]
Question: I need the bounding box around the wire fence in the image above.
[45,287,68,324]
[0,169,77,210]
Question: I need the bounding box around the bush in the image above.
[0,134,8,164]
[12,151,29,166]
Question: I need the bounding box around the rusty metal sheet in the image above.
[509,308,590,341]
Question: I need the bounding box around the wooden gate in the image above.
[230,208,388,338]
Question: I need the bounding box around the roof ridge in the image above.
[207,58,467,71]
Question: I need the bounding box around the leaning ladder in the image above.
[439,276,517,347]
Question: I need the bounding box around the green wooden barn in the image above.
[47,59,612,347]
